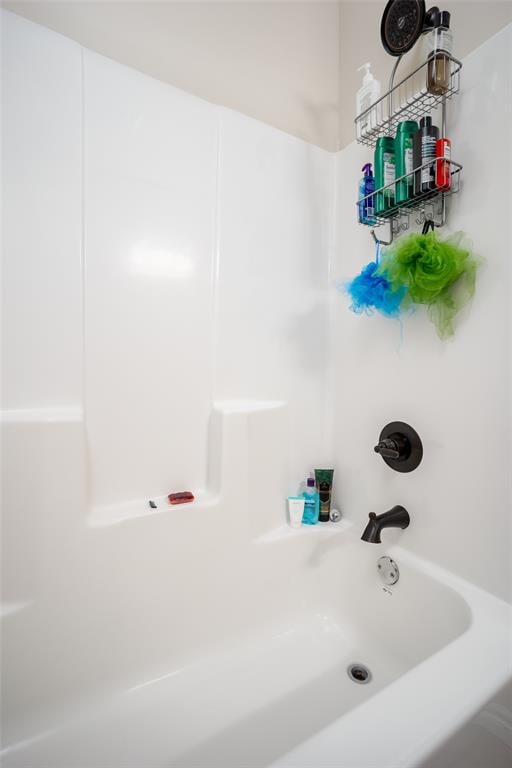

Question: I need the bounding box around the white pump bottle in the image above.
[356,63,381,136]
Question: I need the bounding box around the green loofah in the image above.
[378,231,478,339]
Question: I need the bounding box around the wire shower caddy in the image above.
[354,53,463,244]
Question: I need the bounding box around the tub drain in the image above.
[347,663,371,684]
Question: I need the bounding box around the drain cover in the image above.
[347,663,372,684]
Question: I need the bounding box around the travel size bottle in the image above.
[425,10,453,96]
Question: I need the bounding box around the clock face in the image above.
[381,0,426,56]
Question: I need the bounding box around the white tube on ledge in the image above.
[287,497,305,529]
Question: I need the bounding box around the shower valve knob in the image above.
[374,422,423,473]
[374,439,401,459]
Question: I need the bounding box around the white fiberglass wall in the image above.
[1,10,332,738]
[2,9,332,517]
[330,24,512,603]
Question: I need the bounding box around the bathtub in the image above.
[2,517,511,768]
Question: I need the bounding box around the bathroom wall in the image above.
[331,23,512,603]
[83,48,219,508]
[5,1,512,151]
[214,109,333,486]
[1,10,82,410]
[2,0,340,150]
[2,9,510,615]
[1,8,333,739]
[83,47,332,511]
[1,8,332,510]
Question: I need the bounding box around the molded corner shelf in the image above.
[255,519,353,544]
[87,490,220,528]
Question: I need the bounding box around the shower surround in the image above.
[2,10,511,767]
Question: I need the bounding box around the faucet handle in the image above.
[374,438,400,459]
[374,422,423,473]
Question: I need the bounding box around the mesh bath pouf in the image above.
[379,230,478,338]
[346,243,406,318]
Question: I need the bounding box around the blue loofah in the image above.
[346,261,406,317]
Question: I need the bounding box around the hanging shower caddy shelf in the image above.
[354,53,463,240]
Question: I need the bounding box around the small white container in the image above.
[287,497,305,529]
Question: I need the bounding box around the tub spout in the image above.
[361,505,410,543]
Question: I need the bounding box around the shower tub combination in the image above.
[2,416,511,768]
[2,403,512,768]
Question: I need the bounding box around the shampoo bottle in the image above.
[395,121,419,203]
[374,136,395,213]
[302,477,319,526]
[356,63,381,137]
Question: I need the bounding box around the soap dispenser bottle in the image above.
[356,63,381,137]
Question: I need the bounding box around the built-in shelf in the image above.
[255,518,352,544]
[88,490,221,528]
[0,406,83,423]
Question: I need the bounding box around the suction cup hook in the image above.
[374,421,423,473]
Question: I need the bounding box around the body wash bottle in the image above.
[302,477,319,525]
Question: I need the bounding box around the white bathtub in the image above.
[2,519,511,768]
[2,408,511,767]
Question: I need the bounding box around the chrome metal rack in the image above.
[354,54,463,245]
[357,156,462,223]
[354,54,462,148]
